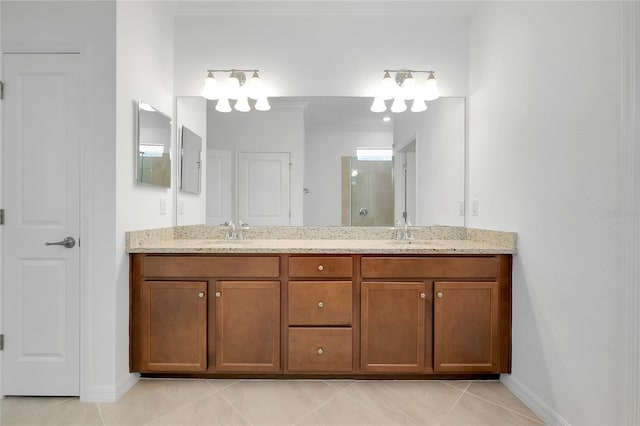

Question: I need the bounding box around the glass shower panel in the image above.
[346,157,394,226]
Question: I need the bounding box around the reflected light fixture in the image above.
[371,69,440,113]
[202,69,270,112]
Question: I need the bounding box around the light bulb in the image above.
[424,72,440,101]
[402,72,416,100]
[380,71,396,100]
[202,71,220,100]
[370,96,387,113]
[227,72,242,99]
[411,98,427,112]
[247,71,263,100]
[234,95,251,112]
[255,97,271,111]
[390,97,407,113]
[215,97,232,113]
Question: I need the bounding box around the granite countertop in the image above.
[126,225,517,255]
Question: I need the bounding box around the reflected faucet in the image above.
[395,219,414,241]
[224,221,249,240]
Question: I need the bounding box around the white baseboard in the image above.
[81,373,139,403]
[501,374,570,426]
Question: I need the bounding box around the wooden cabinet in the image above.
[215,280,281,372]
[130,253,511,378]
[361,282,430,373]
[139,281,208,372]
[434,281,500,373]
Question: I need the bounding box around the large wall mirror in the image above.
[175,96,465,227]
[136,99,172,188]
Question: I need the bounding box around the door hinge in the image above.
[0,335,4,350]
[0,81,4,100]
[0,209,4,225]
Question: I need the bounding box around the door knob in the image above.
[45,236,75,249]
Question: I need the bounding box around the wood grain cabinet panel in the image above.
[361,282,428,373]
[141,281,207,372]
[143,255,280,278]
[288,328,353,372]
[289,281,352,326]
[361,257,499,279]
[215,280,281,372]
[289,256,353,278]
[434,281,500,373]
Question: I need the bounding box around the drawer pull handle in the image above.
[317,265,324,271]
[215,291,221,298]
[317,347,324,355]
[317,301,324,308]
[198,292,205,299]
[420,292,426,299]
[436,292,443,299]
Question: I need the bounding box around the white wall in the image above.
[173,6,469,98]
[176,97,207,225]
[468,2,621,424]
[1,0,118,401]
[208,104,305,225]
[115,0,176,400]
[304,129,392,226]
[394,98,465,226]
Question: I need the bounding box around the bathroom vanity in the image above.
[128,226,515,379]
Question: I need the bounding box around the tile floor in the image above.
[0,379,544,426]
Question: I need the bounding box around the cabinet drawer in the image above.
[289,281,352,326]
[361,256,499,279]
[288,328,353,372]
[289,256,353,278]
[143,255,280,278]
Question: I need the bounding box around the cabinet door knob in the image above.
[198,292,205,299]
[215,291,221,298]
[436,292,443,298]
[420,292,426,299]
[317,264,324,271]
[317,301,324,308]
[317,347,324,355]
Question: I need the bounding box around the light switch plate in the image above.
[459,201,465,216]
[471,199,479,216]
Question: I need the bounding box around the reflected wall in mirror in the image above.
[175,96,465,227]
[136,99,171,187]
[179,126,203,194]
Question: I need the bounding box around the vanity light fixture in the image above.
[201,69,270,112]
[371,69,440,113]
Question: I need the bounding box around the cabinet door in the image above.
[434,281,500,373]
[361,282,426,372]
[141,281,207,372]
[216,281,281,371]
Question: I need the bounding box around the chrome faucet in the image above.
[395,219,414,241]
[224,220,249,240]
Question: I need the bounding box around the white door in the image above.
[2,53,81,395]
[238,152,290,226]
[206,149,233,225]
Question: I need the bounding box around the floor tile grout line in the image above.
[214,380,256,426]
[438,384,468,425]
[462,391,545,424]
[137,381,235,426]
[0,396,77,424]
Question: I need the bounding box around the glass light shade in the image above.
[402,74,416,100]
[255,96,271,111]
[380,71,396,100]
[202,72,220,100]
[390,97,407,113]
[411,98,427,112]
[370,96,387,113]
[215,97,232,113]
[424,73,440,101]
[234,95,251,112]
[247,71,263,100]
[227,74,241,99]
